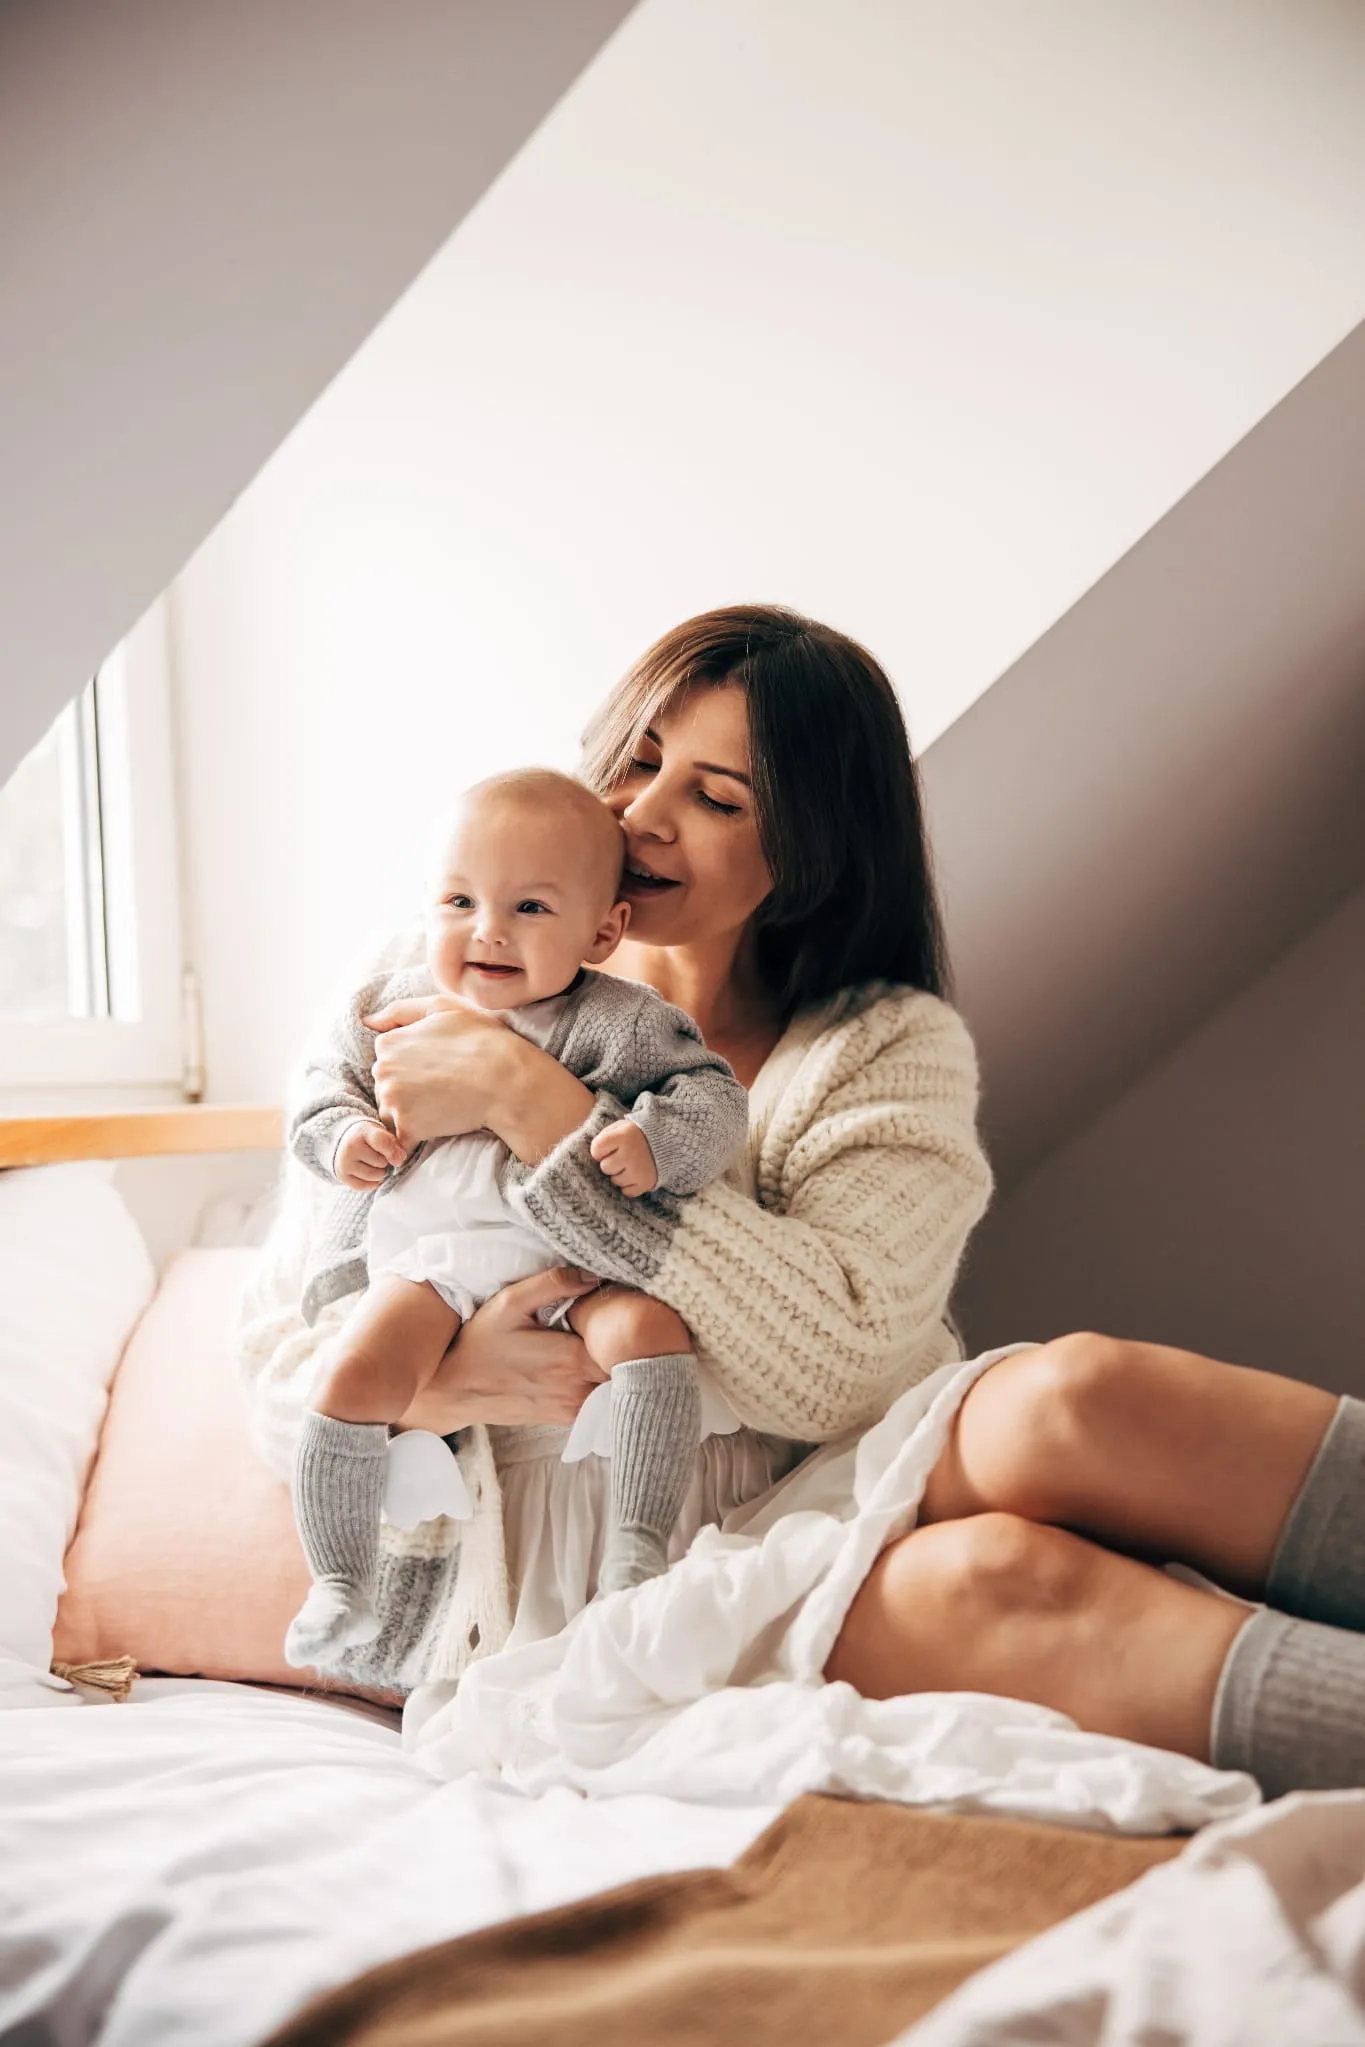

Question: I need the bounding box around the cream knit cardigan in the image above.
[235,978,993,1685]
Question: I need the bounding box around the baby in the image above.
[284,768,748,1669]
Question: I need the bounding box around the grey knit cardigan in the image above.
[289,965,749,1323]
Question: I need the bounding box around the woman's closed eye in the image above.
[627,758,742,817]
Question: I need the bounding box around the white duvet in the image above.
[409,1351,1259,1837]
[0,1679,772,2047]
[7,1684,1365,2047]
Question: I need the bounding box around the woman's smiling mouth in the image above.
[622,860,681,896]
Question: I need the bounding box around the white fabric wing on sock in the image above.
[382,1430,472,1526]
[561,1380,612,1464]
[561,1365,740,1465]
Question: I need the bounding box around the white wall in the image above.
[169,0,1365,1104]
[956,886,1365,1397]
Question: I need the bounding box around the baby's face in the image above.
[426,797,624,1009]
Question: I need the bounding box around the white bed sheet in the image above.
[0,1677,775,2047]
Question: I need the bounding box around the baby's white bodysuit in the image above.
[363,989,572,1323]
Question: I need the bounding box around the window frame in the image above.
[0,602,184,1098]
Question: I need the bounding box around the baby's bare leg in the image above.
[569,1288,701,1593]
[286,1277,462,1670]
[313,1274,462,1423]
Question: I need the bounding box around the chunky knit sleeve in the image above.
[510,990,993,1441]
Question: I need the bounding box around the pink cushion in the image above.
[54,1248,395,1702]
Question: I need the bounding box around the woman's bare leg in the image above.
[826,1512,1248,1760]
[920,1334,1336,1598]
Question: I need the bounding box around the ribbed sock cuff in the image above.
[609,1352,701,1540]
[292,1410,388,1583]
[1211,1605,1365,1801]
[1266,1395,1365,1631]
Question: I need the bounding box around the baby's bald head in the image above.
[454,770,625,911]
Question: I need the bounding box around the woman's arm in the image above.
[507,994,994,1443]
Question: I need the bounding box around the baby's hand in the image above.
[590,1118,658,1197]
[335,1119,408,1189]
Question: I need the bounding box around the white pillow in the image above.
[0,1161,155,1704]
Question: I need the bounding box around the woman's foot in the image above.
[284,1578,381,1668]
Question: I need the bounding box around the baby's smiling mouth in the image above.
[468,961,521,976]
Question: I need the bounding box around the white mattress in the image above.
[0,1677,775,2047]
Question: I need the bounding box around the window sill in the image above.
[0,1103,282,1166]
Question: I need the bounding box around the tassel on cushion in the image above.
[51,1654,138,1702]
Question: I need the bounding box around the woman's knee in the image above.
[886,1511,1096,1621]
[826,1512,1097,1697]
[928,1332,1136,1522]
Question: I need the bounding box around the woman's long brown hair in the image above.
[581,604,949,1014]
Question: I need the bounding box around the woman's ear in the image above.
[583,898,630,965]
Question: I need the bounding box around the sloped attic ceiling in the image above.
[926,319,1365,1191]
[0,0,636,782]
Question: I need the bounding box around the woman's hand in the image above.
[395,1266,607,1433]
[366,993,596,1164]
[364,995,519,1150]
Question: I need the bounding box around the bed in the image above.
[4,1110,1365,2047]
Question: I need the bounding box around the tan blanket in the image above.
[266,1794,1181,2047]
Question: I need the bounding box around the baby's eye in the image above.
[445,894,474,910]
[516,900,552,916]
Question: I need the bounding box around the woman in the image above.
[240,605,1363,1798]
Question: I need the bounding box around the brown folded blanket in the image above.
[266,1794,1182,2047]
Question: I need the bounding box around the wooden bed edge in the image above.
[0,1104,284,1166]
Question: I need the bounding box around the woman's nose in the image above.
[621,780,676,841]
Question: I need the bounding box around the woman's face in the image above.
[606,684,773,948]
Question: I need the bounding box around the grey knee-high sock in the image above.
[285,1411,388,1669]
[1211,1606,1365,1800]
[599,1353,701,1594]
[1266,1395,1365,1631]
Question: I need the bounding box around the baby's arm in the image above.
[288,971,403,1184]
[592,997,749,1199]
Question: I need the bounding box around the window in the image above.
[1,678,111,1023]
[0,603,184,1096]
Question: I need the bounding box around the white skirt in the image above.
[491,1422,798,1651]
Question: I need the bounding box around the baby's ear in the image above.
[583,897,630,965]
